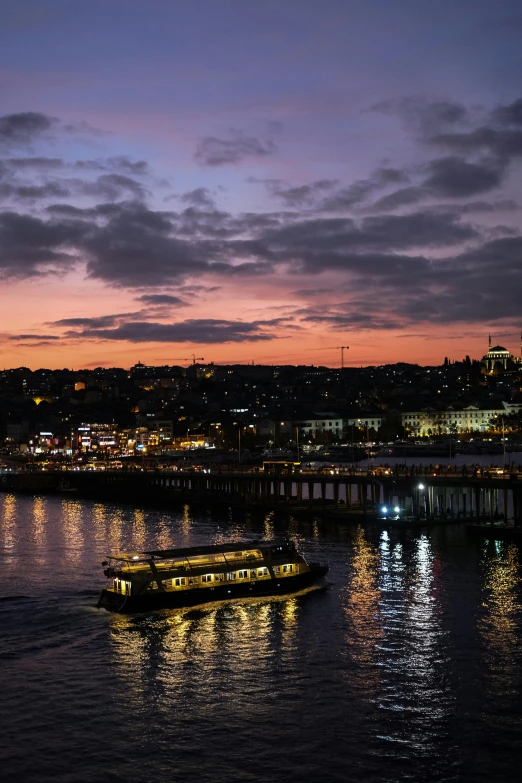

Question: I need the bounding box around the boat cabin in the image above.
[103,540,307,597]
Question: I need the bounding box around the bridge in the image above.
[1,465,522,524]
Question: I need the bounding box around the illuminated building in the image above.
[482,334,522,374]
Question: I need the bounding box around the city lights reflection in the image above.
[342,525,383,694]
[479,541,521,695]
[108,591,305,717]
[61,499,83,564]
[32,497,47,550]
[0,494,17,569]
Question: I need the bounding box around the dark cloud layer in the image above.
[370,97,468,135]
[64,318,276,343]
[10,333,61,341]
[0,112,55,147]
[3,98,522,345]
[136,294,186,306]
[195,133,277,166]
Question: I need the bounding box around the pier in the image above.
[1,465,522,524]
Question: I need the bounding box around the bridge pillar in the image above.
[333,482,339,505]
[512,487,522,527]
[425,488,431,519]
[297,480,302,503]
[308,481,314,505]
[370,483,376,509]
[475,487,481,520]
[284,481,291,502]
[321,481,327,503]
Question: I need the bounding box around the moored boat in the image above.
[97,539,328,613]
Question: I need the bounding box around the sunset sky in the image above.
[1,0,522,370]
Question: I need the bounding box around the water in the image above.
[1,494,521,783]
[361,451,522,469]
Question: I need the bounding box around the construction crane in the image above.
[337,346,349,368]
[171,355,205,366]
[304,345,350,367]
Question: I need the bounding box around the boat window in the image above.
[201,574,213,583]
[224,549,262,562]
[188,576,199,585]
[174,577,186,587]
[283,564,294,573]
[274,566,280,575]
[238,570,248,579]
[250,569,256,578]
[226,572,236,580]
[258,567,269,577]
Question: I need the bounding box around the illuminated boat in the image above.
[97,539,328,613]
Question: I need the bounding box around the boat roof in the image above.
[107,539,290,562]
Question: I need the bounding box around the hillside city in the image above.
[1,343,521,467]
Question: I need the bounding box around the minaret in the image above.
[488,333,492,348]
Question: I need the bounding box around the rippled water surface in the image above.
[1,493,521,783]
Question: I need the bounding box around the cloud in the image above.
[320,168,409,211]
[63,318,278,343]
[423,156,503,197]
[50,315,124,328]
[10,333,61,341]
[267,179,338,208]
[291,233,522,328]
[372,186,426,211]
[181,187,216,209]
[372,157,505,209]
[369,97,468,135]
[74,156,149,174]
[491,98,522,126]
[4,157,64,171]
[0,181,72,201]
[0,210,87,278]
[0,112,56,147]
[84,173,148,200]
[136,294,186,306]
[195,132,277,166]
[232,211,479,274]
[429,127,522,162]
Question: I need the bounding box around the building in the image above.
[482,334,522,373]
[344,416,384,434]
[297,416,344,436]
[401,405,510,435]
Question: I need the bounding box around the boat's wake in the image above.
[117,580,331,624]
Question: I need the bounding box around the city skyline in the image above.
[1,1,522,370]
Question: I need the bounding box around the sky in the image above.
[1,0,522,370]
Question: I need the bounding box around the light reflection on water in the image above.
[479,541,521,694]
[0,494,521,783]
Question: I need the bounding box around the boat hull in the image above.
[98,563,328,613]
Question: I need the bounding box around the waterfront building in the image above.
[401,403,522,435]
[297,415,344,436]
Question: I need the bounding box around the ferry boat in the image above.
[97,539,328,613]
